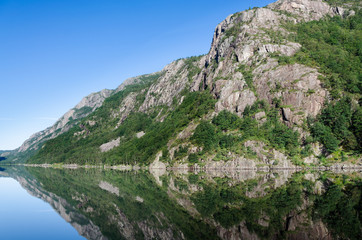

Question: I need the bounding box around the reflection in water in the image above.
[4,166,362,240]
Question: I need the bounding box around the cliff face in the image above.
[10,0,362,166]
[197,0,331,123]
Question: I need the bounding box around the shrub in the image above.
[192,121,217,151]
[188,153,199,163]
[212,110,242,131]
[311,122,339,153]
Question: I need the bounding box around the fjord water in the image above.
[0,175,84,240]
[1,166,361,240]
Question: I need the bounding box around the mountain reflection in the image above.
[5,166,361,240]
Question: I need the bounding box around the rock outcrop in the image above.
[99,138,121,153]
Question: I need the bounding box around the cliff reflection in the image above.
[6,167,362,240]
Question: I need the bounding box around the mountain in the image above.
[4,0,362,168]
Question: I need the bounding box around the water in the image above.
[0,176,85,240]
[0,166,361,240]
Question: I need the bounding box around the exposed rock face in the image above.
[149,152,167,186]
[136,131,145,138]
[214,80,257,116]
[115,72,161,93]
[99,138,120,153]
[254,63,327,126]
[139,60,189,113]
[74,89,112,110]
[116,92,139,127]
[99,181,120,196]
[199,1,333,126]
[164,0,340,132]
[205,157,257,170]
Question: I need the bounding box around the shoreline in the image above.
[1,163,361,172]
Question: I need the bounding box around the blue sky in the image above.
[0,0,274,150]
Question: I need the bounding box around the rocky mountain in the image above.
[3,0,362,167]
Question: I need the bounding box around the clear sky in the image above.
[0,0,274,150]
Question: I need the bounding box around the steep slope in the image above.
[26,0,362,167]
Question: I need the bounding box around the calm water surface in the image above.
[0,166,361,240]
[0,176,85,240]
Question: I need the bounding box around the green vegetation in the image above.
[191,101,300,161]
[284,10,362,96]
[324,0,362,7]
[31,88,216,165]
[187,171,362,239]
[314,174,362,240]
[192,121,217,151]
[310,122,339,153]
[308,97,361,153]
[108,91,215,165]
[212,109,242,131]
[276,8,362,156]
[237,64,255,92]
[184,56,203,82]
